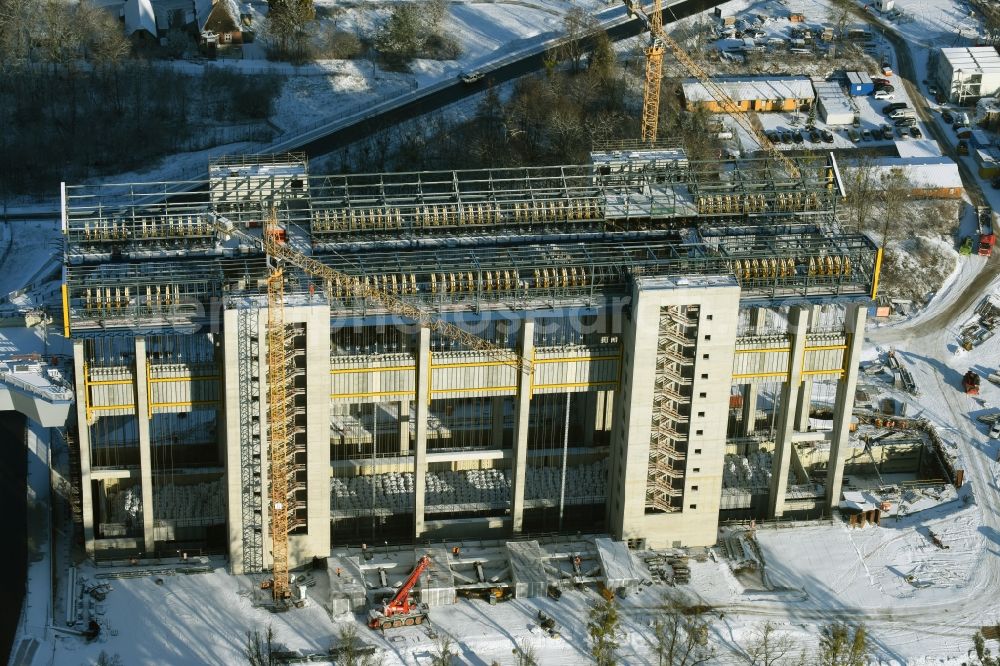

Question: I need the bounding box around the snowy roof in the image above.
[939,46,1000,74]
[195,0,214,29]
[895,139,943,158]
[840,490,880,513]
[124,0,157,35]
[868,157,964,190]
[846,71,873,86]
[812,80,853,116]
[682,76,813,103]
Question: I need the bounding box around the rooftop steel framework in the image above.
[61,153,877,335]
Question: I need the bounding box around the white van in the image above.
[889,109,916,120]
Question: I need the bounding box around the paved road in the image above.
[295,0,728,157]
[862,14,1000,343]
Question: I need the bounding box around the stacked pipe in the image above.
[525,459,608,500]
[106,486,142,523]
[722,452,772,492]
[330,460,610,512]
[153,480,225,521]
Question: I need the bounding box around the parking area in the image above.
[754,70,931,152]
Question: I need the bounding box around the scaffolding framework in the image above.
[237,306,264,573]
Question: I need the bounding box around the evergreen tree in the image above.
[588,596,622,666]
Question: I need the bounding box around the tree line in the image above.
[0,0,284,198]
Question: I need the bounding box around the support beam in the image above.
[825,304,867,511]
[741,383,758,436]
[795,380,813,431]
[399,399,410,454]
[413,327,431,539]
[583,392,596,446]
[510,320,535,534]
[491,397,505,448]
[768,307,808,518]
[72,339,95,557]
[134,336,155,553]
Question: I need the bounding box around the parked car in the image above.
[766,131,780,143]
[821,129,834,143]
[861,128,872,141]
[941,110,954,123]
[992,175,1000,189]
[896,127,909,138]
[874,81,894,91]
[957,128,973,140]
[849,128,860,142]
[909,126,922,138]
[935,92,948,104]
[928,84,939,95]
[893,117,916,127]
[874,90,894,100]
[809,128,821,142]
[881,125,893,140]
[883,102,908,113]
[459,71,484,84]
[958,140,969,155]
[781,131,793,144]
[881,65,893,76]
[872,77,890,86]
[792,130,804,144]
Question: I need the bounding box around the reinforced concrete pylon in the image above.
[510,320,535,534]
[134,336,155,553]
[72,339,96,558]
[768,306,808,518]
[414,327,431,538]
[825,304,866,510]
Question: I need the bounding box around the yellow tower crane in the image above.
[628,0,800,178]
[212,211,531,601]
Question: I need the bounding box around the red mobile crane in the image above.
[368,555,431,630]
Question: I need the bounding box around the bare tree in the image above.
[876,167,910,248]
[78,1,130,66]
[244,624,277,666]
[649,595,715,666]
[334,623,377,666]
[843,156,879,232]
[430,635,457,666]
[739,621,800,666]
[558,7,598,72]
[512,638,538,666]
[0,0,38,66]
[266,0,315,61]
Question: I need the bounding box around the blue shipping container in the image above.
[847,71,874,96]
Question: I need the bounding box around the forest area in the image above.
[0,0,283,197]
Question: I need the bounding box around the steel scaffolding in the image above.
[237,306,263,573]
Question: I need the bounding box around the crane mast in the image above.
[265,229,292,602]
[630,0,800,177]
[641,0,664,143]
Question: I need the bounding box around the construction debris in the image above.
[960,294,1000,350]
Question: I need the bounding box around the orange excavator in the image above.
[368,555,431,630]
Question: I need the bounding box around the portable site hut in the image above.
[813,80,855,125]
[846,71,874,96]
